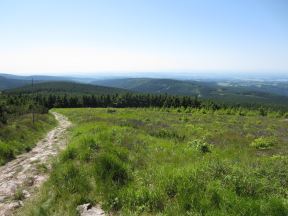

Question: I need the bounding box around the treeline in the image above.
[36,94,202,109]
[0,94,48,125]
[34,93,288,114]
[1,92,288,125]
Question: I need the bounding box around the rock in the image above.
[24,177,35,187]
[19,200,24,207]
[77,203,105,216]
[0,196,6,202]
[8,201,21,209]
[22,190,31,198]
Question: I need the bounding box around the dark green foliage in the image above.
[3,79,288,117]
[0,104,8,124]
[107,108,116,113]
[259,107,267,116]
[0,76,31,90]
[6,81,128,95]
[150,128,186,141]
[7,91,287,116]
[189,139,212,153]
[198,142,211,153]
[93,78,288,107]
[0,93,49,125]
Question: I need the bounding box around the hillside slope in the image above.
[92,78,288,105]
[6,81,129,95]
[0,76,32,90]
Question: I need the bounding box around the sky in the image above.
[0,0,288,76]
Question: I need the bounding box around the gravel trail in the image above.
[0,112,71,216]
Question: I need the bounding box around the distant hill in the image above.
[92,78,210,95]
[0,76,32,90]
[92,78,288,106]
[3,74,288,106]
[0,73,70,91]
[0,73,97,90]
[6,81,129,95]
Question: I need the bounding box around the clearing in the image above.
[19,108,288,215]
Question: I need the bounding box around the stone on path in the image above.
[77,203,106,216]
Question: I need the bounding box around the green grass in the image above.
[250,136,277,149]
[0,113,57,165]
[20,108,288,215]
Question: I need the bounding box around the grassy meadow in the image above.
[0,113,57,165]
[21,108,288,216]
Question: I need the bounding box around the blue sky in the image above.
[0,0,287,75]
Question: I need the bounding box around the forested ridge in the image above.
[1,91,288,126]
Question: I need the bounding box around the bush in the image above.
[152,129,185,141]
[188,139,212,153]
[250,137,276,149]
[107,109,117,113]
[259,107,267,116]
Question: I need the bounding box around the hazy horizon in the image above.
[2,71,288,82]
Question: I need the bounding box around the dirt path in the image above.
[0,112,71,216]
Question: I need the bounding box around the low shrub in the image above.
[151,128,185,141]
[188,139,212,153]
[107,109,117,113]
[13,189,25,201]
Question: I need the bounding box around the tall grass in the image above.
[0,113,56,165]
[20,108,288,215]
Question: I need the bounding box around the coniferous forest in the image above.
[2,90,288,127]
